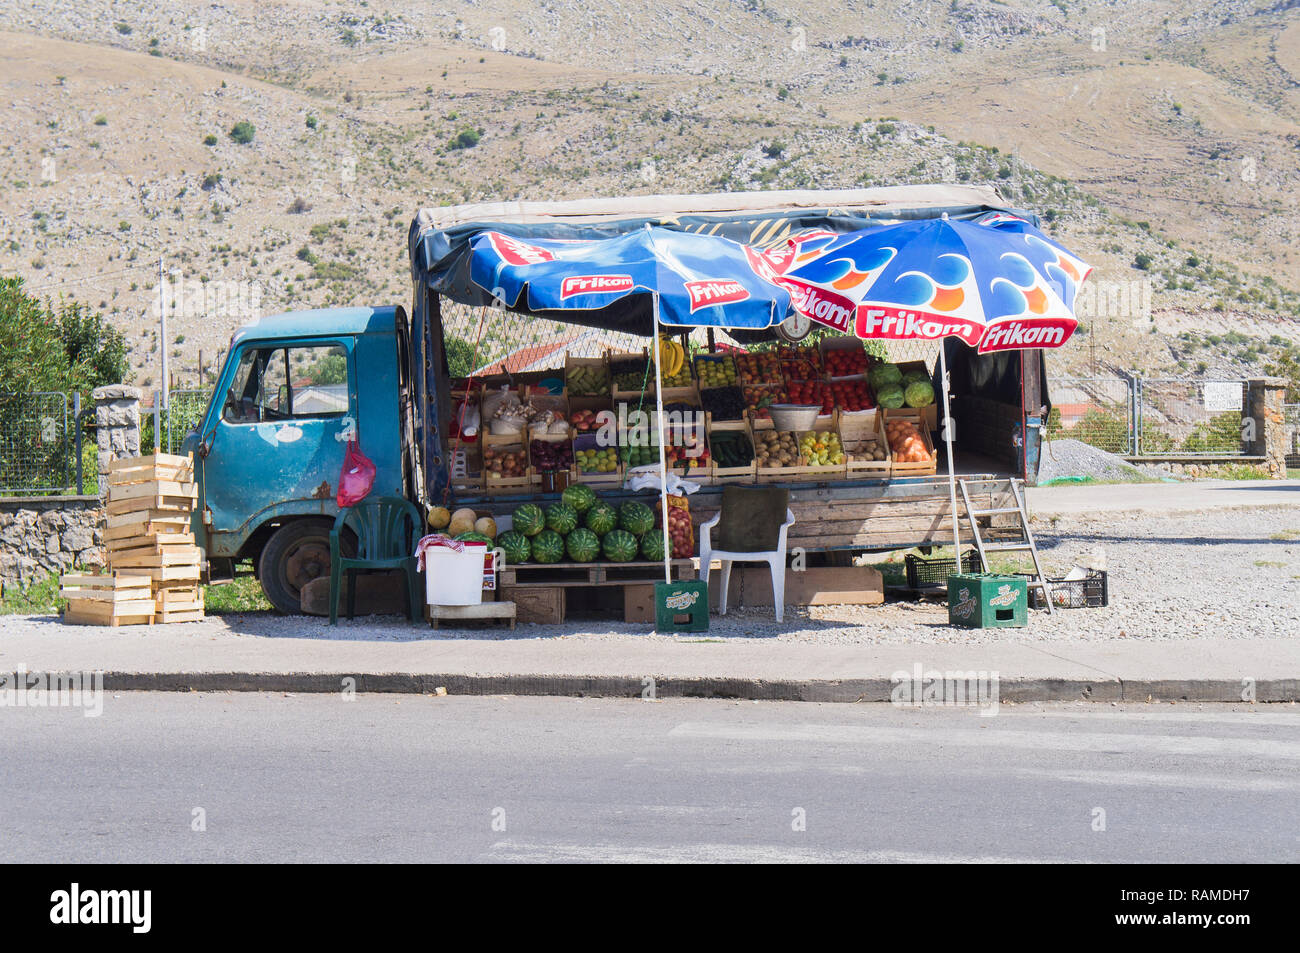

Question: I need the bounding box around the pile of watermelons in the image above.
[495,484,672,564]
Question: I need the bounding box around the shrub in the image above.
[229,121,255,144]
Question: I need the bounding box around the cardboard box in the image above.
[736,565,884,607]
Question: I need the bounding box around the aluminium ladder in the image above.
[957,478,1055,615]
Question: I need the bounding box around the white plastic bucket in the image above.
[424,541,488,606]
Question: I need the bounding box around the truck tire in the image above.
[258,519,342,615]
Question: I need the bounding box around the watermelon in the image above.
[561,483,597,513]
[565,527,601,563]
[454,531,493,544]
[602,529,638,562]
[512,502,545,537]
[545,501,578,535]
[496,531,531,565]
[585,501,617,535]
[530,529,564,563]
[618,500,655,535]
[639,528,667,562]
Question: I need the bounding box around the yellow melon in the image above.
[448,507,478,537]
[427,506,451,530]
[474,516,498,539]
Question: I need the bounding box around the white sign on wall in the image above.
[1202,381,1244,413]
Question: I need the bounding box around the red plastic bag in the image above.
[337,440,376,507]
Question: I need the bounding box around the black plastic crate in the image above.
[904,550,983,589]
[1025,570,1109,610]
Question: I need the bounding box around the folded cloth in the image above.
[624,469,701,496]
[415,533,474,571]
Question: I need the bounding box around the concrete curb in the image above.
[94,671,1300,703]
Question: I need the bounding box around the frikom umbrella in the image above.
[468,225,792,582]
[760,214,1092,552]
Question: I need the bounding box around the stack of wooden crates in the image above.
[62,453,205,626]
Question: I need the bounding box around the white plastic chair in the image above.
[698,507,797,622]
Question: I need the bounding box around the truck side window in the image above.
[222,344,349,423]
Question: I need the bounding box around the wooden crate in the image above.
[571,432,623,488]
[154,584,205,622]
[608,349,652,400]
[842,408,891,479]
[754,429,846,483]
[482,432,535,495]
[105,495,194,518]
[707,418,756,484]
[107,452,194,486]
[564,354,611,398]
[884,409,938,477]
[102,516,193,546]
[60,573,155,626]
[448,437,484,494]
[108,546,203,569]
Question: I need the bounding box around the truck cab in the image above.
[184,306,414,614]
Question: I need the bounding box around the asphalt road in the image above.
[3,694,1297,863]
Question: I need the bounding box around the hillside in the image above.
[1,0,1298,389]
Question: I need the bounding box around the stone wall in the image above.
[1246,377,1289,479]
[94,384,141,496]
[0,496,104,593]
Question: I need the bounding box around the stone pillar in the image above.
[1246,377,1288,480]
[93,384,142,496]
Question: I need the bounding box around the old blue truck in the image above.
[187,188,1045,614]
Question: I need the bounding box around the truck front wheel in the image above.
[258,519,340,615]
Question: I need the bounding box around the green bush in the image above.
[229,121,255,144]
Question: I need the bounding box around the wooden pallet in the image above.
[60,573,155,626]
[498,558,695,588]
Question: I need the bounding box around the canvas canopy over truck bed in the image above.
[407,186,1050,509]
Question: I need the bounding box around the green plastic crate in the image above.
[655,580,709,633]
[947,574,1028,628]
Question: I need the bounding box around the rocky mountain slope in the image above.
[1,0,1297,389]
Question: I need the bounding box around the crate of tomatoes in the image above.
[827,376,875,413]
[821,338,869,377]
[785,379,835,418]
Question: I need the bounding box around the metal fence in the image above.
[1045,377,1135,454]
[0,391,82,495]
[141,389,213,455]
[1047,377,1250,457]
[1284,403,1300,469]
[1137,378,1247,456]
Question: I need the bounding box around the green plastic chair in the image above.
[329,496,424,625]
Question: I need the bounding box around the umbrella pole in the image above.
[939,343,962,558]
[652,293,671,585]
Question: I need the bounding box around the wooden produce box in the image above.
[482,431,535,495]
[564,354,611,398]
[608,349,653,400]
[819,336,871,378]
[154,584,205,623]
[753,429,846,483]
[894,361,939,430]
[61,573,155,626]
[841,408,891,479]
[883,408,938,477]
[448,437,484,494]
[707,418,756,484]
[571,432,624,489]
[526,427,573,490]
[502,585,566,624]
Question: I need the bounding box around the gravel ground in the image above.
[6,506,1295,647]
[1036,438,1158,484]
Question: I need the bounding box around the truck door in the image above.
[200,339,355,607]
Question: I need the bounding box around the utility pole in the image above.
[159,257,169,414]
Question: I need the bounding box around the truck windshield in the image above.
[223,344,349,423]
